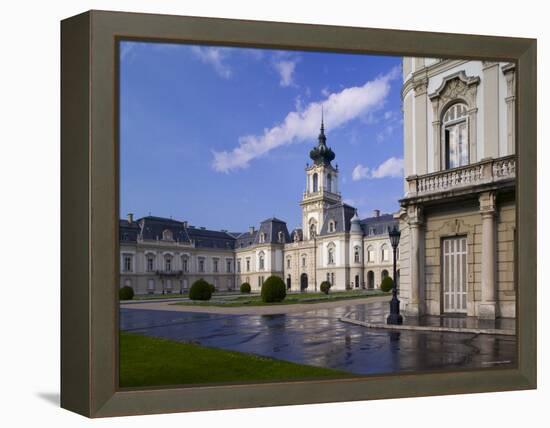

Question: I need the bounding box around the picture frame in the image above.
[60,9,537,417]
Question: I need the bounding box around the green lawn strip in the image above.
[119,332,350,387]
[173,290,389,307]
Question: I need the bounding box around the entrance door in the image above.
[300,273,308,291]
[442,236,467,313]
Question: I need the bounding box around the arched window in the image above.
[354,246,360,263]
[181,255,188,272]
[162,229,173,241]
[259,233,265,244]
[328,220,336,233]
[327,173,332,192]
[146,254,155,272]
[164,255,172,272]
[278,231,285,243]
[443,103,469,169]
[367,245,375,262]
[301,255,307,268]
[312,173,318,192]
[258,251,265,270]
[381,244,389,262]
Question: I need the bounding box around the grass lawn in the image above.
[119,332,350,387]
[173,289,388,308]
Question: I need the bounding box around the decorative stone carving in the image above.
[429,71,481,170]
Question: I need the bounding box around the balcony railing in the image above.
[406,155,516,197]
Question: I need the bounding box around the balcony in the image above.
[405,155,516,199]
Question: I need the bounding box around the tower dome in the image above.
[309,113,336,166]
[350,210,362,234]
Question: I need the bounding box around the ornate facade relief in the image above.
[429,71,480,171]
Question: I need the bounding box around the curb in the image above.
[338,316,516,336]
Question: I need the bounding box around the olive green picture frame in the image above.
[60,10,537,418]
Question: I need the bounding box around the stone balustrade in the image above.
[406,155,516,197]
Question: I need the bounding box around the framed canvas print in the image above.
[60,10,537,418]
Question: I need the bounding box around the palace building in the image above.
[398,58,516,319]
[119,119,398,295]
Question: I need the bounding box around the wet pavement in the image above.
[120,301,517,376]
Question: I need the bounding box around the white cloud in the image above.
[212,66,400,173]
[273,60,298,87]
[321,87,330,97]
[190,46,232,79]
[352,156,404,181]
[352,165,370,181]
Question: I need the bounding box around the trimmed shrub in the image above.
[189,279,212,301]
[209,283,216,294]
[119,285,134,301]
[240,282,251,294]
[380,276,394,293]
[260,276,287,303]
[320,281,331,295]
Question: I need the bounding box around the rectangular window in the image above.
[213,259,218,273]
[287,258,291,269]
[123,255,132,272]
[237,260,241,273]
[226,260,231,273]
[246,259,250,272]
[146,257,154,272]
[199,259,205,273]
[165,258,171,272]
[182,258,188,272]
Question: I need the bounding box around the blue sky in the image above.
[120,41,404,232]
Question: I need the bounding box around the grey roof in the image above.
[360,213,398,236]
[119,219,140,242]
[186,227,236,249]
[290,228,303,242]
[138,216,192,243]
[235,217,290,248]
[319,203,356,235]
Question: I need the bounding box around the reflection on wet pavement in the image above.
[120,301,517,375]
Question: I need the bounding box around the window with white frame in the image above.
[123,254,133,272]
[198,258,205,273]
[381,244,390,262]
[309,223,316,240]
[259,233,265,244]
[162,229,173,241]
[246,258,250,272]
[259,252,265,270]
[312,172,318,192]
[213,258,219,273]
[226,259,232,273]
[182,256,188,272]
[146,255,155,272]
[354,246,360,263]
[287,257,291,269]
[367,245,375,263]
[165,256,172,272]
[237,259,241,273]
[443,103,469,169]
[328,220,335,233]
[278,231,284,243]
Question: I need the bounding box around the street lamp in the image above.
[387,225,403,325]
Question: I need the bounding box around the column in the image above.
[414,78,428,175]
[482,61,499,159]
[407,205,424,316]
[479,191,497,319]
[502,63,516,155]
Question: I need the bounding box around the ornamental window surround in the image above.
[198,258,205,273]
[354,246,361,263]
[164,256,172,272]
[146,255,155,272]
[182,256,188,272]
[381,244,390,262]
[278,231,285,243]
[367,245,375,262]
[162,229,173,241]
[328,220,336,233]
[123,254,133,272]
[443,102,469,169]
[258,252,265,271]
[259,233,266,244]
[312,172,319,192]
[226,259,232,273]
[213,258,219,273]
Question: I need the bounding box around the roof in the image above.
[235,217,290,248]
[319,203,356,235]
[360,213,398,236]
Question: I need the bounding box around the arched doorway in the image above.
[367,271,374,289]
[355,274,360,288]
[381,269,389,282]
[286,275,291,290]
[300,273,308,291]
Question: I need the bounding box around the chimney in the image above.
[373,209,380,218]
[127,213,134,223]
[249,226,255,234]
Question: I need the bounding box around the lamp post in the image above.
[387,226,403,325]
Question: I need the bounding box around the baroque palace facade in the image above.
[119,120,397,295]
[398,58,516,319]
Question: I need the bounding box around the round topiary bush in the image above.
[240,282,251,293]
[119,285,134,300]
[320,281,331,295]
[380,276,394,292]
[209,283,216,294]
[261,276,287,303]
[189,279,212,301]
